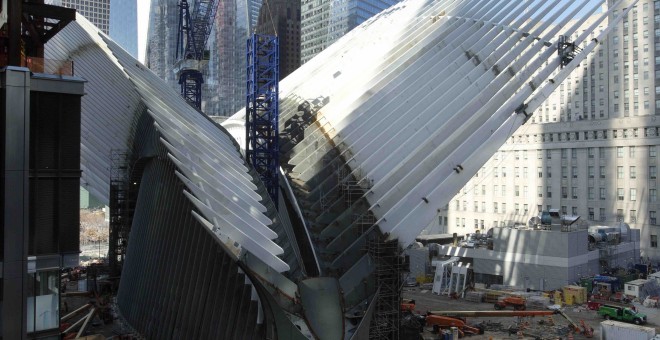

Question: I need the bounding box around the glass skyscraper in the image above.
[300,0,399,63]
[59,0,111,34]
[109,0,138,58]
[146,0,250,116]
[249,0,263,29]
[47,0,138,59]
[256,0,301,79]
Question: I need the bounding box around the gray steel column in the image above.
[2,66,31,340]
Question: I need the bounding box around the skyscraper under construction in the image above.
[146,0,258,116]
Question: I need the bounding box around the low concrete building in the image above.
[435,226,641,291]
[624,279,650,299]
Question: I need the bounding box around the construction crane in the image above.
[175,0,219,110]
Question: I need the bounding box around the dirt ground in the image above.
[403,286,660,340]
[61,280,139,339]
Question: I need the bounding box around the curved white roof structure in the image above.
[228,0,633,249]
[46,0,632,338]
[46,15,293,273]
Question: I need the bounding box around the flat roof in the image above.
[625,279,649,285]
[416,234,458,240]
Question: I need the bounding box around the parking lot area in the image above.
[403,286,660,339]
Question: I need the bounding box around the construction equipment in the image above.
[424,314,483,337]
[424,310,561,337]
[400,298,416,312]
[427,309,598,337]
[61,306,96,339]
[429,310,559,318]
[61,304,93,323]
[175,0,219,110]
[597,305,647,325]
[579,320,594,338]
[556,309,581,334]
[494,296,526,310]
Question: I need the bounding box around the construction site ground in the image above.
[403,286,660,340]
[61,280,139,339]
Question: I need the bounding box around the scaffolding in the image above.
[319,154,335,214]
[367,234,402,340]
[108,150,134,277]
[338,166,362,207]
[354,212,375,236]
[246,33,279,205]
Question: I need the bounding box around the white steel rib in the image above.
[45,15,291,273]
[43,0,631,336]
[366,0,596,214]
[223,0,632,255]
[380,1,637,247]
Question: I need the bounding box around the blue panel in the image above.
[246,34,279,205]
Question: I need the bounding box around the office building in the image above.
[48,0,138,58]
[256,0,301,78]
[109,0,138,58]
[249,0,263,29]
[1,67,84,340]
[442,0,660,261]
[60,0,111,34]
[300,0,400,63]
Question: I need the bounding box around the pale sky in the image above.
[137,0,152,63]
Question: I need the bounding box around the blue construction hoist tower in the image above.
[246,34,279,205]
[176,0,219,110]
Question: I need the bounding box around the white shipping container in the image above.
[624,279,650,299]
[601,320,656,340]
